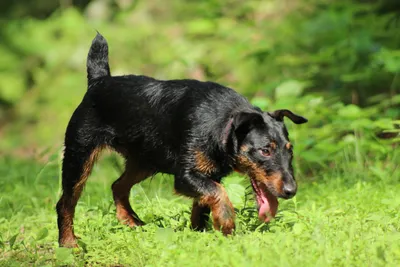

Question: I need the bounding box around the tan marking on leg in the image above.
[199,183,235,235]
[58,194,79,248]
[112,166,150,227]
[73,145,106,199]
[59,145,106,248]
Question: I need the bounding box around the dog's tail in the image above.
[87,32,110,85]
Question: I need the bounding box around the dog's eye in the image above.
[260,148,272,157]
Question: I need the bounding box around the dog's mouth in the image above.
[250,178,278,223]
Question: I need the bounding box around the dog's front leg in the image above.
[175,171,235,235]
[190,200,211,231]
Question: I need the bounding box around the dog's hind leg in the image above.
[112,160,151,227]
[56,142,104,248]
[56,105,109,247]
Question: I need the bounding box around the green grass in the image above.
[0,153,399,267]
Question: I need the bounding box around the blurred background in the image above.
[0,0,399,177]
[1,3,399,264]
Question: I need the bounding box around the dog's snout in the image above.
[282,183,297,199]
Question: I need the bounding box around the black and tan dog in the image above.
[56,33,307,248]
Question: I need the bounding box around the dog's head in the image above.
[227,109,307,222]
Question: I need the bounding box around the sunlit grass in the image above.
[0,153,399,266]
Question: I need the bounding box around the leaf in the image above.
[365,213,387,222]
[223,176,246,208]
[36,227,48,241]
[55,247,74,264]
[275,80,307,100]
[373,118,396,130]
[337,104,362,119]
[0,72,25,103]
[369,166,387,180]
[225,183,246,208]
[186,19,215,35]
[377,246,386,262]
[374,48,400,73]
[9,234,18,249]
[77,239,88,253]
[292,223,305,235]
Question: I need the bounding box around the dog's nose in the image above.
[282,184,297,199]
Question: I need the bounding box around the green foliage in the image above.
[0,155,399,266]
[251,85,398,175]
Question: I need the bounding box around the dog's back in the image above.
[80,34,251,174]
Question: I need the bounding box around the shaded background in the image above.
[0,0,399,177]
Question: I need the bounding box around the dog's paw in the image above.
[213,217,235,235]
[59,237,79,248]
[117,212,145,227]
[212,203,236,235]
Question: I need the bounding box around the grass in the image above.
[0,152,399,266]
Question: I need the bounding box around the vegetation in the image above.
[1,153,399,266]
[0,0,399,266]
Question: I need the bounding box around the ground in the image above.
[0,153,399,266]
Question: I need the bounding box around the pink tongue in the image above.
[257,190,278,223]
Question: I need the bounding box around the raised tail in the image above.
[87,32,110,85]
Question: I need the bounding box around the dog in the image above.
[56,33,307,248]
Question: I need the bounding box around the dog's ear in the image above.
[268,109,308,124]
[232,111,265,142]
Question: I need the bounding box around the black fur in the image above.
[56,33,307,247]
[87,33,110,83]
